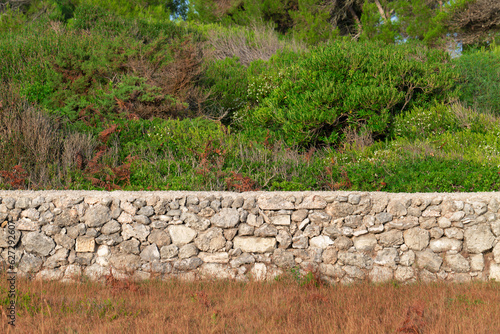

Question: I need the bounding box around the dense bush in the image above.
[242,40,459,148]
[453,46,500,115]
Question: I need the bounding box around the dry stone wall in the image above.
[1,190,500,284]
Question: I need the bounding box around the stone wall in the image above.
[1,190,500,283]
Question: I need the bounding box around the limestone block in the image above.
[233,236,276,253]
[76,236,95,253]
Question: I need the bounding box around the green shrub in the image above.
[453,48,500,115]
[392,103,461,140]
[243,40,459,148]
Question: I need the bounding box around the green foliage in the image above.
[453,48,500,115]
[392,103,461,140]
[243,40,459,148]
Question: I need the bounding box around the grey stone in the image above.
[303,224,322,238]
[308,236,333,249]
[464,225,495,253]
[43,226,60,240]
[353,234,377,251]
[369,266,393,283]
[257,196,294,210]
[319,263,345,279]
[242,197,256,210]
[429,238,462,253]
[399,250,415,266]
[232,197,244,208]
[334,236,353,250]
[211,208,239,228]
[338,251,373,269]
[147,229,171,248]
[160,245,179,259]
[344,265,365,279]
[122,223,151,242]
[296,195,327,209]
[430,227,444,239]
[348,194,361,205]
[22,232,55,256]
[325,202,354,218]
[344,215,363,228]
[44,248,69,268]
[472,202,488,216]
[194,227,225,252]
[15,197,30,209]
[394,266,415,282]
[109,254,141,272]
[82,205,111,228]
[120,239,140,254]
[322,247,338,264]
[101,220,121,235]
[378,230,404,247]
[174,257,203,271]
[53,234,75,249]
[134,215,150,225]
[374,248,399,269]
[198,252,229,263]
[141,244,160,262]
[254,224,278,237]
[95,233,122,246]
[445,254,470,273]
[54,209,79,227]
[230,253,255,268]
[36,268,64,281]
[416,250,442,273]
[387,199,408,217]
[444,227,464,240]
[375,212,393,224]
[404,227,430,251]
[66,223,86,239]
[0,228,21,248]
[292,235,308,249]
[292,209,308,222]
[235,223,252,237]
[198,263,236,279]
[276,230,292,249]
[233,236,276,253]
[18,253,43,273]
[272,249,295,268]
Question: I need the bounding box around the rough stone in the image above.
[83,205,111,227]
[445,254,470,273]
[18,253,43,273]
[147,229,171,248]
[254,224,278,237]
[109,254,141,272]
[353,234,377,252]
[198,252,229,263]
[369,266,393,282]
[374,248,399,269]
[378,230,404,247]
[257,195,294,210]
[211,208,240,228]
[429,238,462,253]
[101,220,121,235]
[404,227,430,251]
[22,232,55,256]
[464,225,495,253]
[160,245,179,259]
[174,257,203,271]
[338,251,373,269]
[276,230,292,248]
[178,243,198,259]
[194,227,225,252]
[310,236,335,249]
[489,263,500,280]
[394,266,415,282]
[120,239,140,254]
[416,250,443,273]
[233,236,276,253]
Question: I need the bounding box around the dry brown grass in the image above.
[1,271,500,334]
[204,23,306,66]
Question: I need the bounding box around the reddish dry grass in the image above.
[1,273,500,333]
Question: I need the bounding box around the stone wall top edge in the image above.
[0,190,499,199]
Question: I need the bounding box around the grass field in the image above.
[1,271,500,333]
